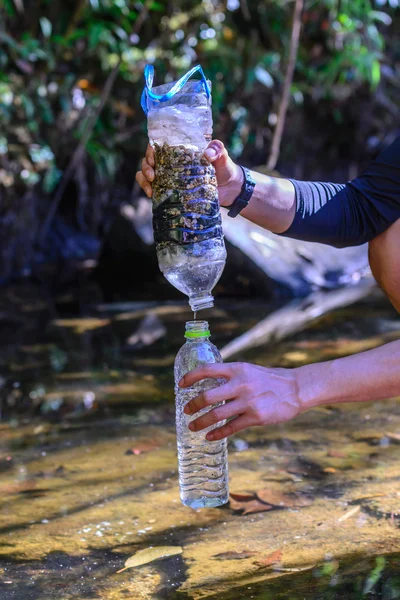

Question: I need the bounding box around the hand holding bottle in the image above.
[136,141,244,208]
[181,339,400,442]
[179,362,303,441]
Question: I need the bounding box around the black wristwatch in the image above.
[227,166,256,218]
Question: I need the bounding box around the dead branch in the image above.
[221,277,375,360]
[267,0,304,171]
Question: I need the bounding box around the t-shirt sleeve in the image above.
[281,136,400,248]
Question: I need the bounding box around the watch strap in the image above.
[227,166,255,218]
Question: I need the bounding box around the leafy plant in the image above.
[0,0,398,276]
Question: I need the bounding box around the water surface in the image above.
[0,284,399,599]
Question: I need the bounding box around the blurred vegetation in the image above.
[0,0,399,278]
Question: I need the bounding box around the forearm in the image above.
[231,169,296,234]
[227,167,359,246]
[237,171,390,249]
[297,340,400,410]
[231,136,400,247]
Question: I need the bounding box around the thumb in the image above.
[203,140,239,191]
[204,140,229,166]
[203,140,244,206]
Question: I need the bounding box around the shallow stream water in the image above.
[0,283,399,599]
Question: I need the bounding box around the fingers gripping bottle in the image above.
[141,65,227,313]
[174,321,229,508]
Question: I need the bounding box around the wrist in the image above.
[294,361,335,411]
[219,163,245,207]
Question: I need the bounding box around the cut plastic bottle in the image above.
[141,65,227,312]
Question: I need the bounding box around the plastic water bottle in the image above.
[141,65,226,313]
[174,320,229,508]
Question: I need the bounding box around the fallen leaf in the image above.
[0,480,37,495]
[229,496,249,511]
[328,450,348,459]
[256,489,312,508]
[286,457,325,479]
[255,549,282,568]
[229,492,255,502]
[213,551,258,560]
[117,546,182,573]
[229,493,274,515]
[243,500,274,515]
[125,439,160,455]
[323,467,337,474]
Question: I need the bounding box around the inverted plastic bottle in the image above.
[141,65,227,312]
[174,320,229,508]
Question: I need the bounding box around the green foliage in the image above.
[0,0,149,195]
[0,0,398,223]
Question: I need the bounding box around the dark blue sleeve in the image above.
[281,136,400,248]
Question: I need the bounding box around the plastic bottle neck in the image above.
[184,320,210,341]
[189,292,214,312]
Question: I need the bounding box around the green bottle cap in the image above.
[184,320,210,338]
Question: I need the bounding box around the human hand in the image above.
[135,140,243,207]
[136,143,155,199]
[179,362,303,441]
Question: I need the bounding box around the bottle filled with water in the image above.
[174,320,229,508]
[141,65,226,313]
